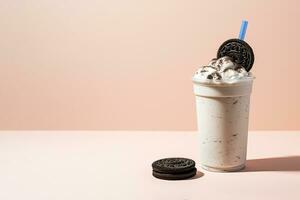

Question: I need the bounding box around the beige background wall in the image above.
[0,0,299,130]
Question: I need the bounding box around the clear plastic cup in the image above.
[193,79,254,172]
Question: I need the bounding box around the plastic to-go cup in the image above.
[193,79,254,172]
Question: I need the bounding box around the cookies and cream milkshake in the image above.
[193,21,255,172]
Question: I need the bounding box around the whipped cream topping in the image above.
[193,56,253,84]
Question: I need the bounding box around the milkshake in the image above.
[193,21,255,172]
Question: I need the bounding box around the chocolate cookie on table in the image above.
[152,158,197,180]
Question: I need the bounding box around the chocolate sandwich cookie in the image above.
[152,167,197,180]
[152,158,195,173]
[152,158,197,180]
[217,38,254,72]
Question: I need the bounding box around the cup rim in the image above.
[192,76,255,87]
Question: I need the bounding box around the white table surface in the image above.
[0,131,299,200]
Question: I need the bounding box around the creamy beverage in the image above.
[193,56,254,171]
